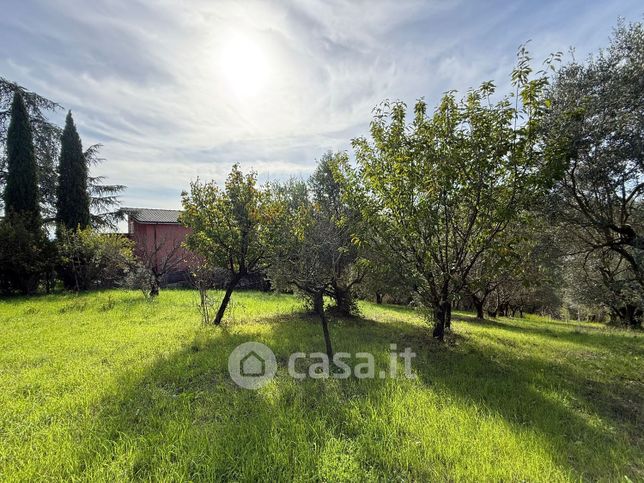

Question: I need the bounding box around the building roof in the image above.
[123,207,182,224]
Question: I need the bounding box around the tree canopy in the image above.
[56,111,91,231]
[4,91,39,224]
[341,50,557,339]
[181,164,268,324]
[545,20,644,326]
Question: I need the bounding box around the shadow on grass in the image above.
[453,312,642,354]
[75,309,642,480]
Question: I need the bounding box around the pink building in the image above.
[124,208,193,283]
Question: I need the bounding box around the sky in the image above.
[1,0,642,211]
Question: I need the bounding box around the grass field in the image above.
[0,289,642,481]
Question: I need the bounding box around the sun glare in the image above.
[220,34,268,98]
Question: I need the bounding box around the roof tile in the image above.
[123,207,182,224]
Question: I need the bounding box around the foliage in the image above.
[1,78,124,227]
[355,256,410,304]
[266,154,366,321]
[124,264,157,300]
[57,226,135,291]
[563,248,643,327]
[343,49,557,339]
[84,143,126,229]
[0,92,50,295]
[181,164,267,324]
[0,77,62,218]
[3,91,40,225]
[265,176,353,358]
[545,20,644,326]
[0,213,51,294]
[464,215,563,318]
[309,152,364,315]
[56,111,91,231]
[266,182,334,298]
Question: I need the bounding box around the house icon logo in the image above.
[240,350,265,377]
[228,342,277,389]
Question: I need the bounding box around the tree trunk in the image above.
[432,300,448,341]
[198,286,210,324]
[375,292,383,304]
[315,291,333,359]
[312,290,324,315]
[474,299,484,319]
[149,274,160,297]
[212,275,241,325]
[445,300,452,330]
[333,284,354,315]
[470,293,485,319]
[623,304,642,328]
[498,302,508,317]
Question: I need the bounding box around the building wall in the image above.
[127,217,268,290]
[130,220,193,281]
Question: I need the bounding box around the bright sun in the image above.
[220,34,268,98]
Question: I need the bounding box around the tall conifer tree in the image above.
[4,91,39,225]
[1,91,47,293]
[56,111,90,230]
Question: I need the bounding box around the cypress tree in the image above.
[4,91,40,224]
[1,91,46,293]
[56,111,90,230]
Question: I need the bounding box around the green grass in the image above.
[0,290,642,481]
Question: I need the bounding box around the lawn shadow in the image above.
[454,312,642,353]
[74,323,417,480]
[73,306,642,480]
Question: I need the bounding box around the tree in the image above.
[545,20,644,326]
[265,179,338,360]
[0,214,50,294]
[0,91,49,294]
[463,248,508,319]
[309,152,365,315]
[1,78,124,227]
[181,165,266,325]
[133,232,188,297]
[84,143,126,229]
[463,215,562,319]
[57,226,135,291]
[4,91,40,225]
[489,229,563,319]
[344,49,555,340]
[356,256,410,305]
[56,111,91,231]
[561,241,642,327]
[186,260,218,325]
[1,78,61,218]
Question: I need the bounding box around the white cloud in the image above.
[1,0,641,209]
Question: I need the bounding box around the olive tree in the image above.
[545,21,644,326]
[265,178,346,360]
[309,152,365,315]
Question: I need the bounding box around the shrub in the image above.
[124,264,156,299]
[0,214,51,294]
[57,226,135,291]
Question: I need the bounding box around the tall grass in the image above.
[0,290,641,481]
